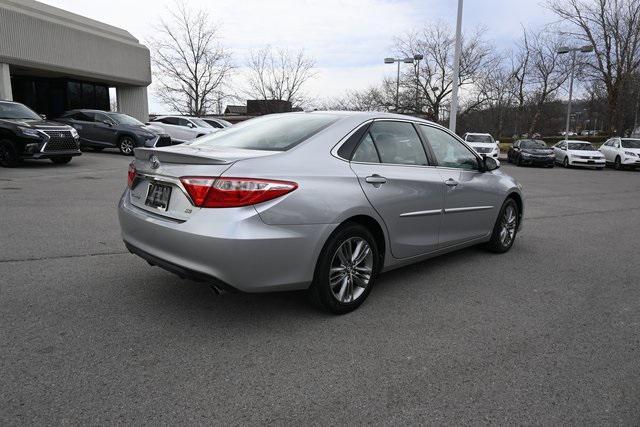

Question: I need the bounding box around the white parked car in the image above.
[599,137,640,170]
[149,116,218,142]
[552,140,606,169]
[462,132,500,159]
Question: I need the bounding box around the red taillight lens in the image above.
[127,162,136,189]
[180,177,298,208]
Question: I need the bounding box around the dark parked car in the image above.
[507,139,555,167]
[0,101,81,167]
[57,110,173,155]
[202,118,232,129]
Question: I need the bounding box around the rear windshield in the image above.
[466,134,493,143]
[190,113,339,151]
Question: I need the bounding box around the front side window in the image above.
[191,113,339,151]
[107,113,143,126]
[191,118,210,127]
[159,117,179,125]
[95,113,113,124]
[367,121,428,166]
[420,125,478,170]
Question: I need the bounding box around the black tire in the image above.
[614,156,622,170]
[484,198,519,254]
[0,139,19,167]
[50,156,72,165]
[506,154,511,163]
[515,155,521,166]
[308,223,380,314]
[118,136,135,156]
[563,156,569,168]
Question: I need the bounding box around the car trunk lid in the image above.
[129,145,280,221]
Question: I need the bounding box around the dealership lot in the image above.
[1,154,639,424]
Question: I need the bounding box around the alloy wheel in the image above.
[329,237,373,303]
[499,205,517,247]
[120,138,134,155]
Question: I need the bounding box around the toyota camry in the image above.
[118,112,524,313]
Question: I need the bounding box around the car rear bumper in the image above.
[118,190,335,292]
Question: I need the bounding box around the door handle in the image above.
[365,174,387,185]
[445,178,458,187]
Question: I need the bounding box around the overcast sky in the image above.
[40,0,556,113]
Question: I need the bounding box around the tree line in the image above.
[150,0,640,137]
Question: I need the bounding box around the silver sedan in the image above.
[118,112,524,313]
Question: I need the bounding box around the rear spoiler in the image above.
[134,147,230,165]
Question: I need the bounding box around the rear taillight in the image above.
[127,162,136,189]
[180,176,298,208]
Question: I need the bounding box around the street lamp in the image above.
[385,56,415,111]
[413,54,424,114]
[558,44,594,140]
[449,0,464,132]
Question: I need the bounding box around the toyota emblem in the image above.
[149,155,160,170]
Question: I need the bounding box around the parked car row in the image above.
[0,101,234,167]
[506,137,640,170]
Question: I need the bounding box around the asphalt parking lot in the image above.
[1,152,639,424]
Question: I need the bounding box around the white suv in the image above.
[462,132,500,159]
[599,137,640,170]
[149,116,218,142]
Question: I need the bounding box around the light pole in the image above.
[557,44,593,140]
[413,54,424,114]
[385,57,414,111]
[449,0,464,132]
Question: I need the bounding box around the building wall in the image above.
[117,86,149,123]
[0,0,151,86]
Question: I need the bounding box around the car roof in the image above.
[465,132,492,136]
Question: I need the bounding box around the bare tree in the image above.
[245,46,316,107]
[393,22,494,118]
[522,28,572,133]
[547,0,640,132]
[150,0,233,116]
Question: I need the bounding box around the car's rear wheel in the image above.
[309,223,379,314]
[485,198,519,253]
[515,155,521,166]
[118,136,135,156]
[0,140,19,167]
[614,156,622,170]
[50,156,72,165]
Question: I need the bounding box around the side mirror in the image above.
[481,154,500,171]
[40,114,47,120]
[187,122,195,128]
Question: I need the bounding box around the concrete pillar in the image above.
[0,63,13,101]
[116,85,149,122]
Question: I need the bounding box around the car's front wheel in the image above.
[0,140,19,167]
[563,156,569,168]
[614,156,622,170]
[485,198,519,253]
[309,223,379,314]
[118,136,135,156]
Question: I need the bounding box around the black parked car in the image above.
[57,110,173,156]
[0,101,81,167]
[507,139,555,167]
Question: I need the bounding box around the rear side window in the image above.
[352,133,380,163]
[191,113,339,151]
[368,121,428,166]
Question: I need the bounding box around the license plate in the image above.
[145,182,172,211]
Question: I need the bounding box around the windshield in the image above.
[191,118,210,127]
[190,113,339,151]
[521,140,548,149]
[621,139,640,149]
[466,134,493,143]
[568,142,595,151]
[107,113,143,126]
[0,102,41,120]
